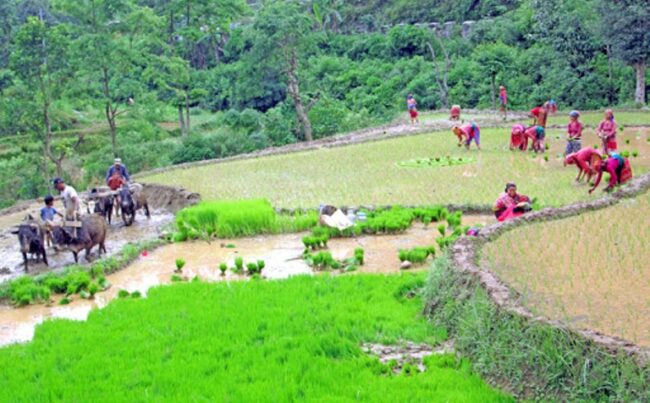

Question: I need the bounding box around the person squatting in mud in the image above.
[493,183,532,222]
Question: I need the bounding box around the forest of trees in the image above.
[0,0,648,207]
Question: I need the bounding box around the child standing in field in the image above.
[597,109,617,154]
[406,94,419,124]
[565,110,583,155]
[499,85,507,120]
[40,195,63,247]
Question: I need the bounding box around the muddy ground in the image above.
[0,215,493,346]
[0,184,199,282]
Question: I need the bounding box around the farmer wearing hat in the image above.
[565,110,583,155]
[52,177,82,239]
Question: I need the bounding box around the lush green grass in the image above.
[0,274,511,402]
[424,256,650,401]
[142,126,650,208]
[174,199,319,241]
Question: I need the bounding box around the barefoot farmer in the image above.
[450,104,461,121]
[597,109,617,154]
[564,146,602,183]
[452,122,481,150]
[53,178,82,240]
[493,183,532,222]
[565,110,583,155]
[589,152,632,194]
[406,94,419,124]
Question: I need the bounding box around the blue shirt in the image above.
[40,206,58,221]
[105,165,130,183]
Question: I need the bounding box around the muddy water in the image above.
[0,198,174,283]
[0,215,493,346]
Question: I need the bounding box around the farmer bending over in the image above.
[589,152,632,194]
[564,147,602,183]
[452,123,481,150]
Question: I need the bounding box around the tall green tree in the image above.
[474,42,514,110]
[598,0,650,105]
[54,0,158,157]
[254,0,316,141]
[11,16,71,180]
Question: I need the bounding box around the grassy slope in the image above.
[142,125,650,208]
[482,190,650,346]
[0,275,511,402]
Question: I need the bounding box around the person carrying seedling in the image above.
[597,109,617,154]
[565,110,583,156]
[589,152,632,194]
[452,122,481,150]
[406,94,419,124]
[493,183,532,222]
[499,85,507,120]
[450,104,461,121]
[564,147,603,183]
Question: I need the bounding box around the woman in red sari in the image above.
[589,152,633,193]
[597,109,617,154]
[564,147,603,183]
[493,183,532,222]
[452,123,481,150]
[450,104,461,121]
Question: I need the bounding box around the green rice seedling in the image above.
[131,291,142,298]
[437,224,446,236]
[422,216,432,227]
[118,290,130,298]
[257,260,266,271]
[354,248,364,265]
[225,244,236,248]
[344,265,357,272]
[544,155,549,162]
[219,263,228,276]
[398,248,430,264]
[621,150,630,158]
[234,256,244,273]
[545,143,550,150]
[171,274,183,282]
[246,262,259,275]
[175,258,186,273]
[625,139,631,145]
[88,282,100,297]
[58,297,70,305]
[632,150,638,157]
[64,271,91,295]
[398,249,409,262]
[174,199,278,241]
[42,275,67,294]
[79,290,89,299]
[98,277,110,290]
[90,263,105,279]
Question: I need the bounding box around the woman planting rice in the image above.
[565,110,583,155]
[597,109,617,154]
[509,124,527,150]
[493,183,531,222]
[589,152,633,193]
[452,122,481,150]
[564,147,603,183]
[529,103,548,128]
[406,94,419,124]
[528,125,545,153]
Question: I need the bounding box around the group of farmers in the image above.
[39,158,131,243]
[406,90,634,223]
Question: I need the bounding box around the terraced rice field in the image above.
[142,126,650,208]
[483,191,650,346]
